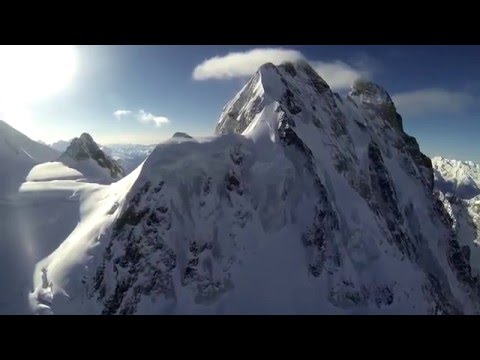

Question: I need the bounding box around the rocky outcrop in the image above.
[59,133,124,180]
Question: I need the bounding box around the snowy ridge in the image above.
[27,61,480,314]
[432,156,480,199]
[29,164,144,314]
[0,120,59,163]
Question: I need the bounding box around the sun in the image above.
[0,45,77,107]
[0,45,77,140]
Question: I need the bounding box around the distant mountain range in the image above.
[432,156,480,199]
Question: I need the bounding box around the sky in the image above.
[0,45,479,162]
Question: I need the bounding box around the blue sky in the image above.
[0,45,479,162]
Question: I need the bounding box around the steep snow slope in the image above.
[432,157,480,199]
[1,159,128,313]
[0,120,59,163]
[0,178,91,314]
[438,192,480,273]
[59,133,124,184]
[29,164,144,314]
[30,61,480,314]
[0,120,60,196]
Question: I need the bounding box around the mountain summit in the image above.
[172,132,193,139]
[59,133,124,183]
[31,61,480,315]
[348,78,403,131]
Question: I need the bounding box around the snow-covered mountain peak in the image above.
[23,62,480,315]
[29,61,480,315]
[79,132,95,143]
[433,156,480,171]
[432,157,480,199]
[348,78,403,132]
[215,60,407,141]
[215,60,333,136]
[172,132,193,139]
[61,132,98,160]
[59,133,124,182]
[349,78,393,107]
[0,119,59,163]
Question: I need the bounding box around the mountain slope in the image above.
[0,120,60,197]
[0,121,81,314]
[431,158,480,277]
[0,120,59,163]
[432,156,480,199]
[30,61,480,314]
[437,191,480,272]
[58,133,124,184]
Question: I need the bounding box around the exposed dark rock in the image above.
[172,132,193,139]
[349,79,403,132]
[60,133,124,178]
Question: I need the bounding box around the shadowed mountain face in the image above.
[172,132,193,139]
[59,133,125,183]
[29,61,480,315]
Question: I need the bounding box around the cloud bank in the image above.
[392,89,474,116]
[192,48,371,90]
[113,109,170,127]
[310,61,369,90]
[193,48,304,81]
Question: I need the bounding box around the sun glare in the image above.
[0,45,77,107]
[0,45,77,140]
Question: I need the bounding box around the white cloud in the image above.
[137,110,170,127]
[193,48,304,81]
[392,89,474,117]
[311,61,369,90]
[192,48,369,90]
[113,110,132,119]
[113,109,170,127]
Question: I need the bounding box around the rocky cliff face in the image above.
[35,61,480,315]
[59,133,124,182]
